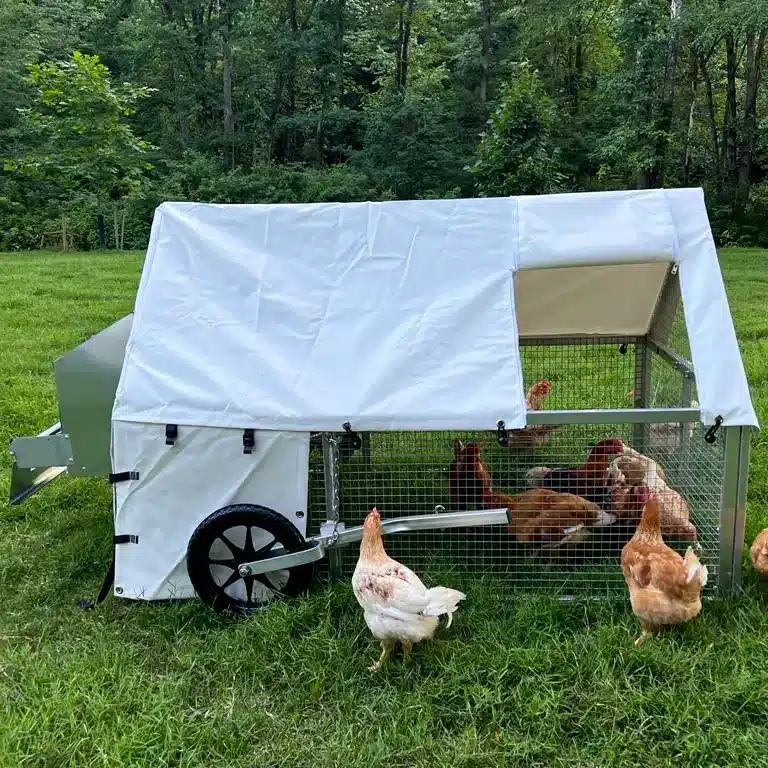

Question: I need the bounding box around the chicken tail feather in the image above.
[422,586,466,627]
[526,467,551,487]
[683,546,708,586]
[594,510,617,527]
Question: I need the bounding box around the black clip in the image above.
[619,344,629,355]
[704,416,723,444]
[497,420,509,447]
[339,422,362,461]
[243,428,255,454]
[109,471,139,483]
[165,424,178,446]
[342,422,362,450]
[114,534,139,544]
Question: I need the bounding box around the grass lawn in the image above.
[2,247,768,767]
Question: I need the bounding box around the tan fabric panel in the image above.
[515,262,670,338]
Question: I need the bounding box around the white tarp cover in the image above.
[112,424,310,599]
[114,187,757,432]
[114,197,527,432]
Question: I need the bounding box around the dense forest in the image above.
[0,0,766,251]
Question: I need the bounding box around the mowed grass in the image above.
[2,248,768,768]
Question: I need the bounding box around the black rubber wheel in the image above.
[186,504,314,616]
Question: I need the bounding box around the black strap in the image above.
[114,534,138,544]
[165,424,178,445]
[109,471,139,483]
[243,428,255,454]
[78,556,115,610]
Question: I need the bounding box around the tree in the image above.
[1,0,767,249]
[4,51,154,248]
[470,63,566,196]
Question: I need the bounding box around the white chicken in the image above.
[352,507,466,671]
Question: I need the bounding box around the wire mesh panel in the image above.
[305,336,726,597]
[307,421,724,597]
[518,338,640,410]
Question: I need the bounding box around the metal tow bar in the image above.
[237,507,510,578]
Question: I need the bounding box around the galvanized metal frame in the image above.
[633,339,653,452]
[649,339,695,377]
[238,507,511,578]
[9,422,69,505]
[321,433,343,581]
[719,426,752,593]
[525,407,701,425]
[9,308,752,603]
[518,335,644,347]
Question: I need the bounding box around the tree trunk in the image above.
[479,0,491,103]
[113,208,119,251]
[723,32,738,189]
[736,29,766,208]
[221,0,235,168]
[97,214,106,249]
[282,0,298,160]
[699,52,720,167]
[683,53,698,185]
[287,0,297,115]
[267,68,285,163]
[401,0,415,91]
[336,0,345,107]
[173,69,190,147]
[647,0,682,187]
[395,0,405,89]
[119,211,126,251]
[395,0,415,91]
[572,39,583,113]
[158,0,190,147]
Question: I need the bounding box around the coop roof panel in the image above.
[113,196,528,431]
[113,188,757,430]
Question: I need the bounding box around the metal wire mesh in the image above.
[306,337,725,597]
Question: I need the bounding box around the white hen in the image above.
[352,507,466,670]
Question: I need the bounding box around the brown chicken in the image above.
[452,440,615,548]
[448,440,492,509]
[621,488,708,647]
[506,380,560,449]
[526,437,626,507]
[749,528,768,578]
[611,448,697,541]
[609,482,651,523]
[500,488,614,548]
[625,390,698,450]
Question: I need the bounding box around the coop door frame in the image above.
[720,426,752,592]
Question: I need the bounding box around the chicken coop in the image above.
[9,189,758,614]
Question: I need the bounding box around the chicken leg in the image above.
[634,622,656,648]
[369,639,395,672]
[402,641,413,663]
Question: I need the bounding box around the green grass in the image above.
[2,248,768,767]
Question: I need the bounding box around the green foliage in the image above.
[470,64,566,196]
[595,0,672,183]
[357,90,477,199]
[4,51,154,207]
[1,0,768,247]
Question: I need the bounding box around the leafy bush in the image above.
[469,63,566,196]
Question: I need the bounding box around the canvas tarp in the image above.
[113,188,758,430]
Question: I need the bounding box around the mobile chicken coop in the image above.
[10,188,758,614]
